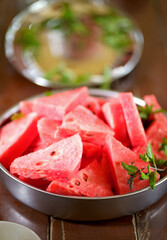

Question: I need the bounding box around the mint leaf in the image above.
[149,171,157,191]
[147,143,156,167]
[121,162,138,173]
[139,153,150,162]
[159,137,167,155]
[140,170,149,180]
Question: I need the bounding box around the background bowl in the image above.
[0,89,167,221]
[5,0,144,88]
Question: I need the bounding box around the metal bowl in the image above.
[5,0,144,88]
[0,89,166,221]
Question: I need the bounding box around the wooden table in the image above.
[0,0,167,239]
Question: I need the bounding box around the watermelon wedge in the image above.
[55,105,113,145]
[31,87,88,120]
[19,101,33,115]
[146,120,167,160]
[46,159,113,197]
[0,112,38,169]
[119,92,147,148]
[105,135,159,194]
[37,117,61,145]
[10,134,83,180]
[102,99,130,147]
[144,94,167,124]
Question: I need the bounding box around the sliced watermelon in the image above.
[102,99,130,147]
[82,142,102,158]
[0,112,38,169]
[55,105,113,145]
[32,87,88,120]
[85,96,101,115]
[119,92,147,148]
[10,134,83,180]
[37,117,61,145]
[24,136,49,154]
[46,159,113,197]
[146,120,167,160]
[19,176,51,190]
[105,135,159,194]
[19,101,33,115]
[144,94,167,124]
[100,152,115,189]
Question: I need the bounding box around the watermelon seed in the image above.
[85,133,93,137]
[82,173,88,182]
[74,180,80,186]
[50,151,56,156]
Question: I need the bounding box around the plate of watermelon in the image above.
[0,87,167,221]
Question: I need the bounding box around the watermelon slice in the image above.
[10,134,83,180]
[105,135,159,194]
[46,159,113,197]
[0,112,38,169]
[144,94,167,124]
[37,117,61,145]
[82,142,102,158]
[19,176,51,190]
[85,96,101,115]
[19,101,33,115]
[55,105,113,145]
[119,92,147,148]
[146,120,167,160]
[102,99,130,147]
[31,87,88,120]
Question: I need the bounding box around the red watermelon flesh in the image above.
[32,87,88,120]
[46,159,114,197]
[55,105,113,146]
[105,135,159,195]
[37,117,61,145]
[10,134,83,181]
[0,112,38,169]
[24,136,49,154]
[100,152,115,189]
[146,120,167,160]
[82,142,102,158]
[119,92,147,148]
[19,176,51,190]
[85,96,101,115]
[144,95,167,124]
[102,99,131,147]
[19,101,33,115]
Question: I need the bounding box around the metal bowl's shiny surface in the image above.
[0,89,166,221]
[5,0,144,88]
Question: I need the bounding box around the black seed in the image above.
[50,151,56,156]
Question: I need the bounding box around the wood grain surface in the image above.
[0,0,167,239]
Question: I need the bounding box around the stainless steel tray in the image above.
[0,89,166,221]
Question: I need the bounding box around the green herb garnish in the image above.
[16,25,40,54]
[93,11,133,51]
[44,63,90,85]
[138,104,166,120]
[121,143,167,191]
[11,112,24,121]
[41,2,88,37]
[159,138,167,155]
